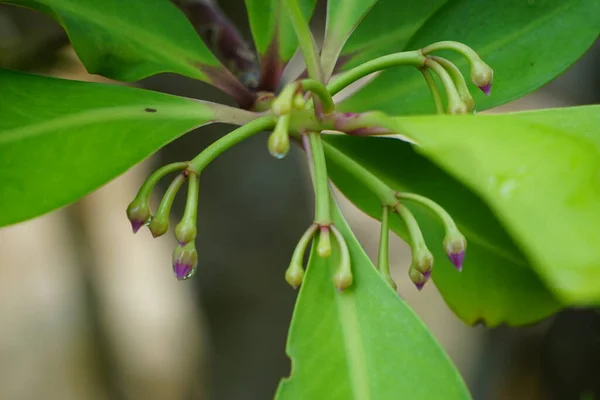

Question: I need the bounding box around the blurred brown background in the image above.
[1,1,599,399]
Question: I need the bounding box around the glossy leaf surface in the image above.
[3,0,225,83]
[373,106,600,303]
[0,70,218,227]
[276,201,470,399]
[340,0,600,115]
[324,136,561,326]
[245,0,316,62]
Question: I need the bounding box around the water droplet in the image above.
[269,149,287,159]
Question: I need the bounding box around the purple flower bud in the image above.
[172,242,198,281]
[444,233,467,271]
[409,267,429,291]
[126,200,150,234]
[413,248,434,277]
[478,83,492,96]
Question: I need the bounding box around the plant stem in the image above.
[377,206,390,274]
[189,116,276,172]
[285,0,324,82]
[420,68,444,114]
[137,162,189,199]
[299,79,336,114]
[397,192,459,234]
[308,132,331,225]
[327,51,425,96]
[424,58,466,114]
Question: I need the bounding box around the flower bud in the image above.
[471,60,494,96]
[175,172,199,244]
[285,263,305,289]
[175,220,197,245]
[333,268,353,291]
[172,242,198,280]
[268,115,290,159]
[317,226,332,258]
[443,231,467,271]
[413,247,434,278]
[293,93,307,110]
[126,198,150,233]
[409,267,429,291]
[148,215,169,238]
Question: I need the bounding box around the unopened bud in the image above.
[471,60,494,96]
[126,198,150,233]
[293,93,307,110]
[448,99,469,115]
[148,215,169,238]
[268,115,290,159]
[409,267,429,291]
[443,232,467,271]
[413,247,434,278]
[285,263,305,289]
[317,226,332,258]
[175,220,197,245]
[172,242,198,280]
[333,268,353,291]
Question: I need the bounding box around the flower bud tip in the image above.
[126,200,150,234]
[148,216,169,238]
[317,227,332,258]
[478,83,492,96]
[415,282,425,291]
[130,220,145,234]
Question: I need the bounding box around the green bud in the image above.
[148,214,169,238]
[285,224,318,289]
[126,197,150,233]
[443,230,467,271]
[272,82,299,115]
[412,247,434,278]
[293,93,307,110]
[330,225,353,291]
[317,226,332,258]
[471,60,494,95]
[268,115,290,159]
[285,263,305,289]
[409,267,428,291]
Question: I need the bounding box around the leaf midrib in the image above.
[0,103,214,145]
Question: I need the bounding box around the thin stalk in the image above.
[424,58,467,114]
[377,206,396,290]
[308,132,331,225]
[285,0,324,82]
[396,192,458,234]
[327,51,425,96]
[300,79,336,114]
[189,116,276,172]
[420,68,444,114]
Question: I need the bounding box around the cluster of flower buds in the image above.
[285,223,352,291]
[126,162,200,280]
[375,193,466,291]
[420,41,494,115]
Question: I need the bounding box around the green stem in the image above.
[189,116,276,172]
[182,172,200,225]
[137,162,188,199]
[397,192,459,234]
[377,206,397,290]
[422,41,482,64]
[321,141,397,206]
[285,0,323,82]
[430,56,474,111]
[300,79,335,114]
[425,58,466,114]
[308,132,331,225]
[327,51,425,96]
[420,68,444,114]
[394,204,427,253]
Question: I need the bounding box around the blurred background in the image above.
[0,1,599,399]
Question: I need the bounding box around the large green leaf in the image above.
[323,136,561,326]
[0,69,226,227]
[245,0,316,63]
[276,200,470,399]
[339,0,447,70]
[375,106,600,303]
[3,0,234,85]
[320,0,379,79]
[340,0,600,115]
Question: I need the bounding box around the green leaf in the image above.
[340,0,600,115]
[245,0,316,63]
[323,136,561,326]
[339,0,447,70]
[320,0,379,79]
[0,69,220,227]
[380,106,600,303]
[276,200,470,399]
[3,0,229,84]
